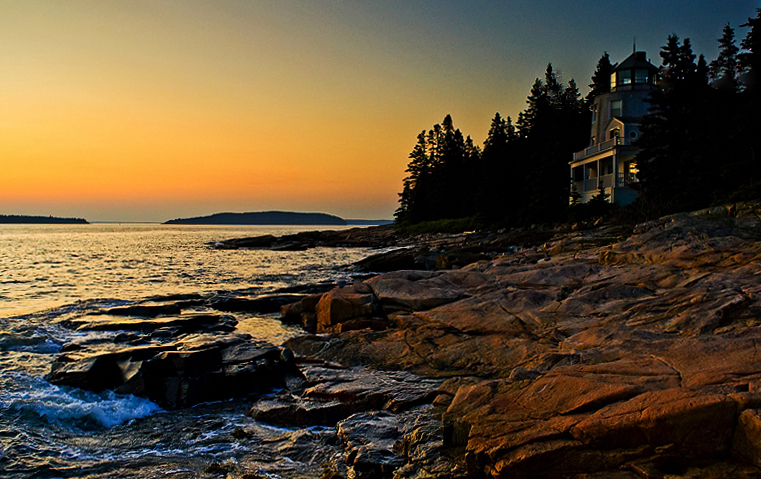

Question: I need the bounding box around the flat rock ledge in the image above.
[276,203,761,478]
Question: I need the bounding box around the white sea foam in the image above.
[0,372,161,428]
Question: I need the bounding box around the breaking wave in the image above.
[0,371,161,428]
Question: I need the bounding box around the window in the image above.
[610,73,617,90]
[609,128,621,139]
[611,100,622,117]
[601,158,614,175]
[619,70,632,86]
[591,105,597,123]
[634,69,648,84]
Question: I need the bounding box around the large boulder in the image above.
[365,271,463,312]
[354,248,426,272]
[47,334,293,408]
[315,283,379,332]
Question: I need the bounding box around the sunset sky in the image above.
[1,1,758,222]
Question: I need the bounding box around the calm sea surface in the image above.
[0,223,375,478]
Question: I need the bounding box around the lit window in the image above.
[611,100,622,117]
[634,69,648,84]
[610,73,617,90]
[619,70,632,85]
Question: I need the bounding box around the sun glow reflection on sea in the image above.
[0,223,370,317]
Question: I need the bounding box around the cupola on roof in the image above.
[613,51,658,73]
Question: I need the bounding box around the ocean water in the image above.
[0,223,374,478]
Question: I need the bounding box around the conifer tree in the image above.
[710,24,740,91]
[395,131,432,223]
[740,8,761,90]
[637,35,725,214]
[505,116,518,141]
[587,52,615,102]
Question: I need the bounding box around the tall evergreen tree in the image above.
[635,33,745,215]
[520,64,589,223]
[505,115,518,141]
[587,52,615,102]
[740,8,761,90]
[395,131,432,223]
[710,24,740,91]
[478,113,509,221]
[637,35,703,212]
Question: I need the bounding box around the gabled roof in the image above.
[614,51,658,73]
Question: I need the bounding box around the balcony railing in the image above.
[618,172,638,185]
[575,173,636,193]
[573,137,629,162]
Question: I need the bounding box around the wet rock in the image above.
[251,396,350,427]
[208,294,305,314]
[354,248,426,272]
[395,405,469,479]
[337,411,404,479]
[250,365,442,428]
[281,293,324,332]
[46,343,175,392]
[106,303,182,317]
[66,313,238,334]
[301,365,442,413]
[47,334,293,408]
[212,234,277,249]
[270,241,310,251]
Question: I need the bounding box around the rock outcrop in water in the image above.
[211,224,402,250]
[275,203,761,478]
[48,305,300,409]
[47,332,295,409]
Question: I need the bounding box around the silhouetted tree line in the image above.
[634,10,761,217]
[395,64,588,226]
[396,8,761,227]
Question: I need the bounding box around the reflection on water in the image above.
[0,223,371,478]
[0,223,369,317]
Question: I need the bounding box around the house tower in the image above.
[570,51,659,205]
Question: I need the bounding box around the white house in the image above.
[570,51,659,205]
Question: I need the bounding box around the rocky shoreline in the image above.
[46,203,761,478]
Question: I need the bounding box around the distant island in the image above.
[165,211,348,225]
[0,215,89,224]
